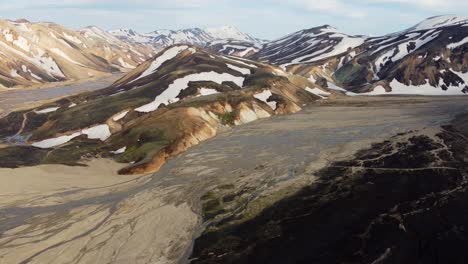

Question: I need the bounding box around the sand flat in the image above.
[0,96,467,263]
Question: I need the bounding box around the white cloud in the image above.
[290,0,368,18]
[366,0,468,8]
[2,0,218,9]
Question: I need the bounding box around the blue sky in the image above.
[0,0,467,39]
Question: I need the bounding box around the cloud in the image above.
[289,0,368,18]
[4,0,219,9]
[366,0,468,8]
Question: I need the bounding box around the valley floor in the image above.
[0,96,467,263]
[0,74,124,118]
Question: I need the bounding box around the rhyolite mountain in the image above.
[0,19,157,89]
[0,45,331,174]
[252,15,468,95]
[110,26,263,49]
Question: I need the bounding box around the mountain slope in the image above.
[206,39,263,57]
[77,26,157,69]
[252,25,366,66]
[0,19,155,89]
[0,45,328,174]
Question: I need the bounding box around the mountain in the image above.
[107,28,150,43]
[0,45,329,174]
[334,15,468,95]
[146,28,214,47]
[0,19,156,89]
[206,39,263,57]
[205,26,260,43]
[110,26,263,48]
[253,15,468,95]
[252,25,367,66]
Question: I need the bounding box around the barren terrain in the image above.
[0,96,467,263]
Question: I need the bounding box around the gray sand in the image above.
[0,96,467,264]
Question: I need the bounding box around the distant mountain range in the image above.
[0,15,467,96]
[0,22,264,89]
[109,26,264,48]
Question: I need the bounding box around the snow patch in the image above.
[130,45,188,83]
[34,107,60,114]
[82,124,112,141]
[222,56,258,68]
[110,147,126,154]
[305,87,331,99]
[362,80,467,95]
[447,36,468,49]
[136,71,245,112]
[254,90,277,110]
[238,47,258,57]
[226,63,251,75]
[198,88,219,96]
[32,132,82,149]
[10,69,20,78]
[327,82,348,92]
[113,110,129,121]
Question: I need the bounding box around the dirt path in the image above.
[15,112,28,136]
[0,96,467,264]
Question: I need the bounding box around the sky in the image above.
[0,0,467,40]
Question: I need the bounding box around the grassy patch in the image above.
[216,112,236,126]
[334,63,369,87]
[115,141,167,163]
[41,139,101,166]
[201,191,217,201]
[0,146,47,168]
[203,198,226,220]
[218,184,235,190]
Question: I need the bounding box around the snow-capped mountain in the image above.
[110,26,263,48]
[145,28,214,47]
[0,19,156,89]
[252,25,367,66]
[108,28,150,43]
[405,15,468,32]
[205,26,259,43]
[333,15,468,95]
[253,15,468,95]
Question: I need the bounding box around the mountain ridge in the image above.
[0,19,157,89]
[251,15,468,95]
[109,25,264,48]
